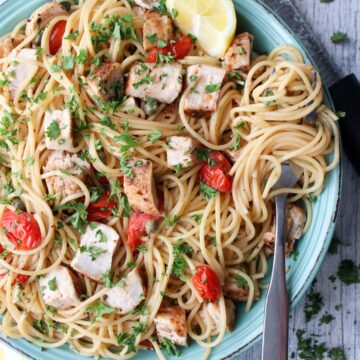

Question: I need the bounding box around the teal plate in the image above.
[0,0,341,359]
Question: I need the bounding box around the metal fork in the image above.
[261,162,300,360]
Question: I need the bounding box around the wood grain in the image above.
[236,2,360,359]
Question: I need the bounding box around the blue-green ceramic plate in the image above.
[0,0,341,359]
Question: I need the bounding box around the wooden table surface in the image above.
[238,1,360,359]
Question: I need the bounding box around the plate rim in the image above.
[0,0,342,359]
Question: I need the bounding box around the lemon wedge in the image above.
[167,0,237,58]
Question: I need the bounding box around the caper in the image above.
[141,97,158,116]
[11,198,25,211]
[34,31,43,47]
[145,220,158,235]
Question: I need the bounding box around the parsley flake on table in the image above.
[319,312,335,325]
[337,259,360,285]
[328,236,342,255]
[79,245,107,261]
[331,31,349,44]
[304,285,324,322]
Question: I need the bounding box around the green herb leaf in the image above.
[48,277,57,291]
[148,129,162,143]
[79,245,107,261]
[304,285,324,322]
[45,120,61,140]
[87,300,115,320]
[116,333,136,354]
[160,338,181,357]
[199,182,218,201]
[205,83,221,93]
[337,259,360,285]
[235,274,247,288]
[61,202,88,234]
[331,31,348,44]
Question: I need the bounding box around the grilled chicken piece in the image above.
[71,222,120,282]
[123,158,161,216]
[167,136,198,171]
[39,265,81,309]
[86,63,124,102]
[199,298,236,332]
[143,12,173,51]
[263,204,306,255]
[223,276,249,301]
[184,64,226,116]
[26,2,67,37]
[42,150,90,199]
[0,38,14,58]
[224,32,253,72]
[8,48,38,99]
[44,109,73,151]
[133,0,160,9]
[103,268,145,314]
[154,307,187,346]
[126,62,183,104]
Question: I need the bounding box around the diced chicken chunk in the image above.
[44,109,73,151]
[71,222,120,282]
[154,307,187,346]
[223,276,249,301]
[8,48,38,99]
[0,38,14,58]
[39,265,81,310]
[123,157,160,216]
[133,0,160,9]
[263,204,306,254]
[224,32,253,72]
[103,268,145,313]
[42,150,90,199]
[143,12,172,51]
[199,299,235,332]
[167,136,198,170]
[86,63,124,102]
[26,2,67,37]
[126,62,183,104]
[184,64,226,116]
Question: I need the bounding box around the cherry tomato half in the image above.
[199,151,233,192]
[1,209,41,250]
[127,211,161,253]
[13,274,29,285]
[87,192,117,221]
[148,35,193,63]
[49,20,67,55]
[191,265,221,302]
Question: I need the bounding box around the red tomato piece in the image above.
[13,274,29,285]
[147,35,193,63]
[87,192,117,221]
[127,211,161,253]
[199,151,233,192]
[49,20,67,55]
[139,339,155,349]
[1,209,41,250]
[191,265,221,302]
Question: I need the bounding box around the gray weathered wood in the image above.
[237,2,360,359]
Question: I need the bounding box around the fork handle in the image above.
[261,194,289,360]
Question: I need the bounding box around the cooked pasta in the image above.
[0,0,339,359]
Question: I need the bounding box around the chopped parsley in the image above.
[133,74,152,89]
[331,31,348,44]
[79,245,107,261]
[164,213,180,227]
[87,300,115,321]
[191,213,203,223]
[64,31,79,40]
[120,195,131,218]
[172,241,191,279]
[196,148,211,161]
[229,134,241,151]
[235,274,247,288]
[328,236,341,255]
[336,111,346,118]
[148,129,162,143]
[296,329,327,359]
[100,269,114,288]
[114,133,138,152]
[45,120,61,140]
[337,259,360,285]
[62,56,75,71]
[304,285,324,322]
[48,277,57,291]
[319,312,335,325]
[173,164,183,174]
[160,338,181,357]
[61,202,88,234]
[33,319,49,334]
[116,333,136,354]
[200,182,218,201]
[120,156,134,179]
[205,83,221,93]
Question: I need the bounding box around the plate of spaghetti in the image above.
[0,0,341,359]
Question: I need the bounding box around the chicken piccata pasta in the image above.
[0,0,339,359]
